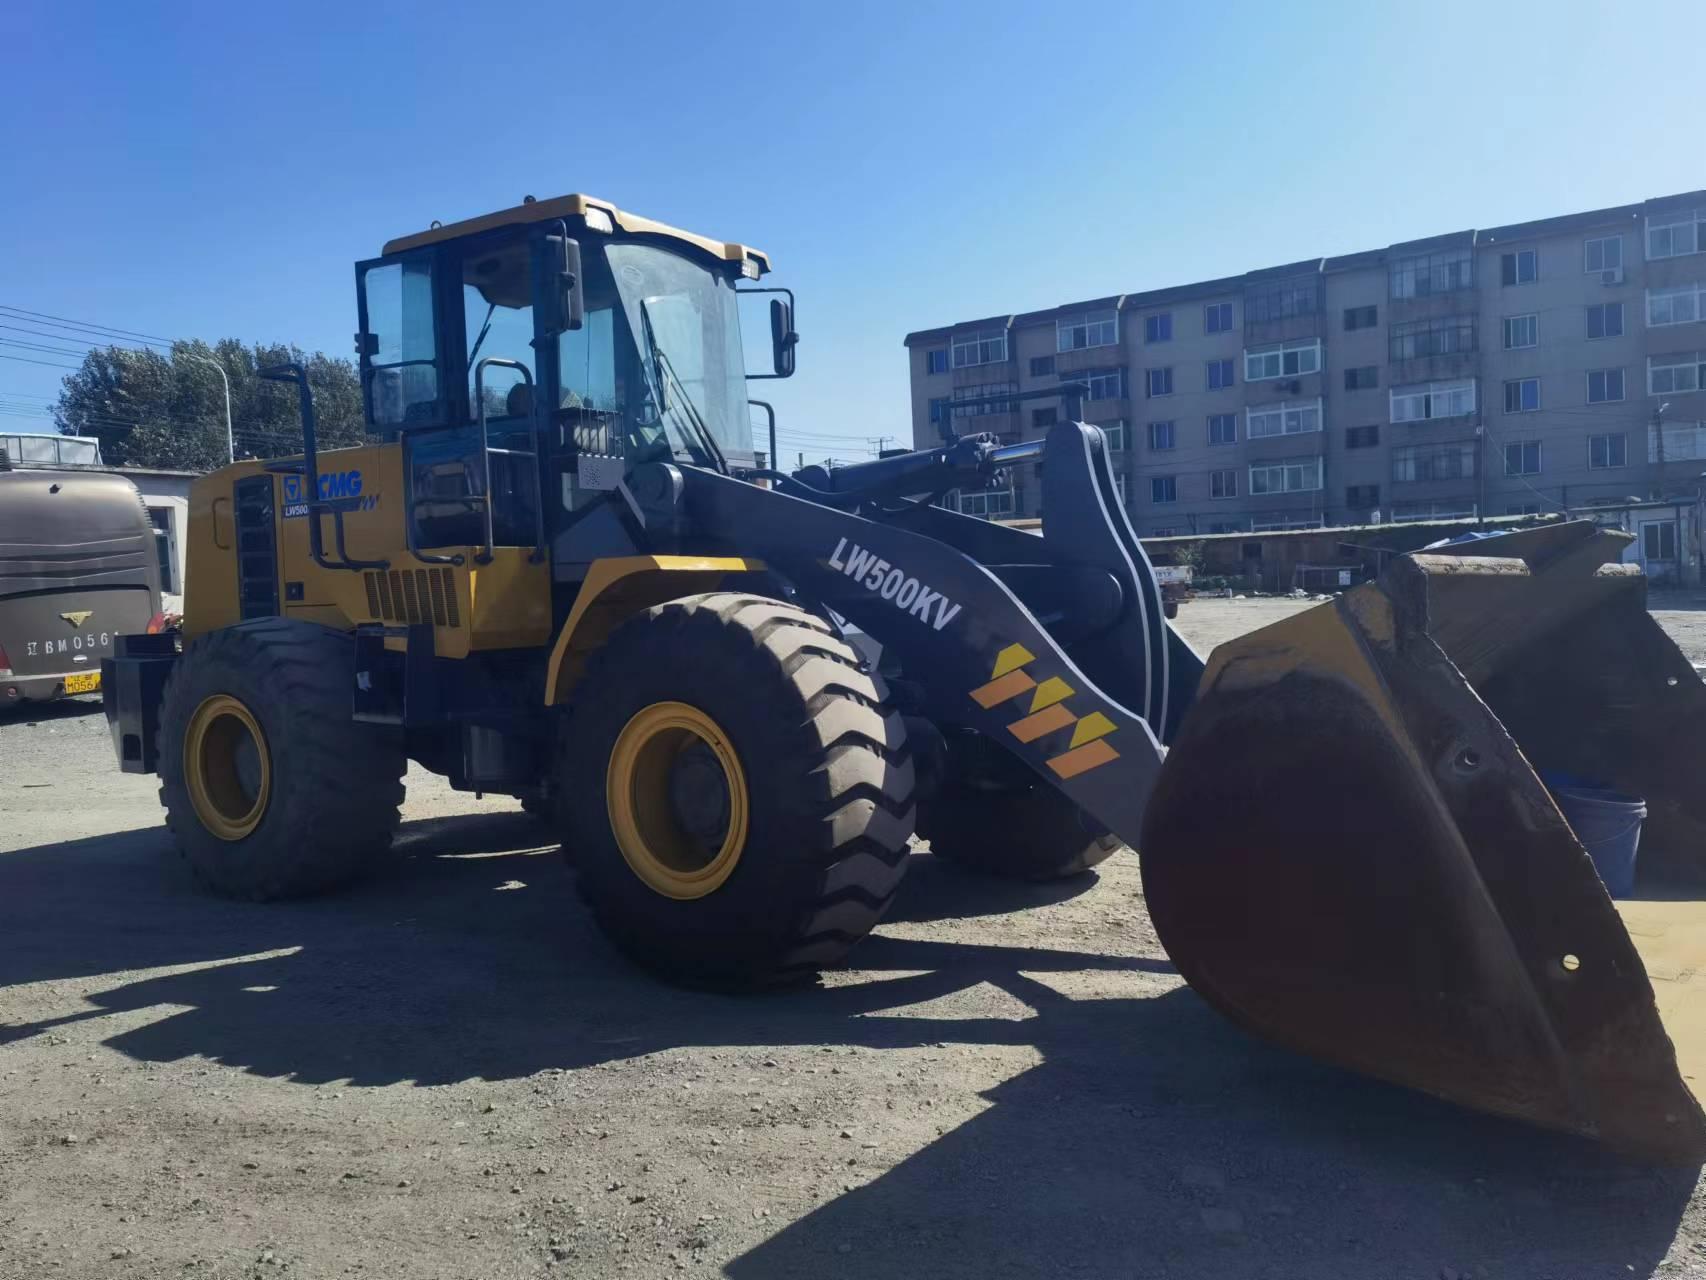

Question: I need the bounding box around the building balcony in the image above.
[1388,351,1478,385]
[1054,346,1123,377]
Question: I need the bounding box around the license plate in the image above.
[64,671,100,694]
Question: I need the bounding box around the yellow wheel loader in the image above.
[101,195,1704,1159]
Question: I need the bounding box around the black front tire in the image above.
[563,593,915,988]
[158,619,405,900]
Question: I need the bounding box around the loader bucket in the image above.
[1142,521,1706,1160]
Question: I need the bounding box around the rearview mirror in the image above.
[769,298,797,378]
[540,235,584,334]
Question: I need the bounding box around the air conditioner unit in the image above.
[1600,267,1624,286]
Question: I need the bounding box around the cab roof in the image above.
[382,194,771,274]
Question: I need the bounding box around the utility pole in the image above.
[1654,401,1671,492]
[187,354,233,464]
[865,435,895,457]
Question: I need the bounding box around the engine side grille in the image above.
[363,567,459,627]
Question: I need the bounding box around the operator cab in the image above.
[353,194,790,570]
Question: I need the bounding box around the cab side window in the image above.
[362,258,440,428]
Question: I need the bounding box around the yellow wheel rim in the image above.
[183,693,272,841]
[607,701,749,900]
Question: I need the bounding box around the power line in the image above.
[0,353,81,370]
[0,323,157,353]
[0,304,175,347]
[0,338,103,360]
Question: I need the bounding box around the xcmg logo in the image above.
[281,470,377,519]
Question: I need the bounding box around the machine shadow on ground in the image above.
[1,810,1697,1279]
[0,694,105,725]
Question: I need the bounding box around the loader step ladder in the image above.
[234,474,279,620]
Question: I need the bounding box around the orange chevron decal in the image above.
[970,668,1036,708]
[1007,703,1076,743]
[1047,738,1121,779]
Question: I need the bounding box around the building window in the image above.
[1393,500,1478,523]
[1151,526,1176,537]
[956,487,1015,519]
[1098,420,1128,451]
[1645,521,1678,562]
[1245,339,1321,381]
[1145,313,1173,343]
[1502,315,1538,350]
[1647,209,1706,261]
[1344,305,1378,331]
[1208,412,1237,446]
[1206,358,1235,390]
[1082,368,1126,400]
[1504,440,1542,476]
[1586,302,1624,340]
[928,397,949,424]
[1113,474,1128,504]
[1057,310,1118,352]
[1247,399,1322,439]
[1345,484,1380,509]
[1649,352,1705,396]
[1244,278,1319,324]
[1032,407,1058,429]
[1507,503,1542,516]
[1648,284,1705,328]
[1393,442,1477,483]
[1209,468,1238,499]
[1207,520,1246,534]
[1029,354,1055,377]
[1500,249,1538,286]
[1584,236,1623,272]
[1147,420,1176,451]
[1390,379,1476,423]
[952,329,1008,368]
[1204,302,1234,334]
[925,349,949,375]
[1248,457,1323,495]
[1589,433,1628,469]
[1145,367,1174,398]
[1390,248,1472,299]
[1390,316,1477,362]
[1345,423,1380,449]
[951,382,1017,417]
[1587,368,1625,403]
[1150,475,1178,504]
[1503,377,1540,413]
[1344,365,1379,390]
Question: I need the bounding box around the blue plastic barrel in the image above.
[1547,779,1646,899]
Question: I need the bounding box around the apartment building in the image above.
[904,191,1706,569]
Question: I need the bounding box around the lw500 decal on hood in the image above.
[827,537,963,631]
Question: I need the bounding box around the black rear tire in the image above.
[919,736,1119,881]
[563,593,914,988]
[157,619,405,900]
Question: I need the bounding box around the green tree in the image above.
[53,339,370,471]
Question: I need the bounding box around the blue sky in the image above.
[3,0,1702,464]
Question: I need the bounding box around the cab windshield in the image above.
[603,243,752,465]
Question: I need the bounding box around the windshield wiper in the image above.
[638,299,727,475]
[466,301,497,371]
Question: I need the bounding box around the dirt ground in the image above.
[3,596,1704,1279]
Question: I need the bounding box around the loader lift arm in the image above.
[624,419,1191,853]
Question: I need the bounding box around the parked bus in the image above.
[0,442,162,705]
